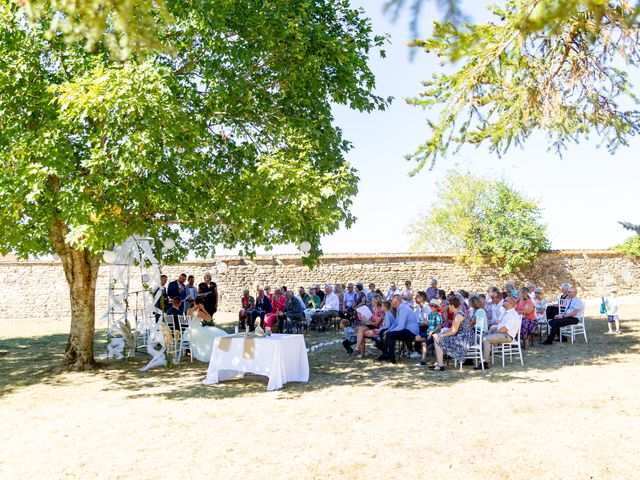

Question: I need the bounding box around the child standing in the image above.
[340,319,357,354]
[604,289,622,334]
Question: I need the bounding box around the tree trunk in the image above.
[50,220,101,370]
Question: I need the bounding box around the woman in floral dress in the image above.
[516,287,537,349]
[430,296,474,371]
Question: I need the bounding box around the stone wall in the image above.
[0,251,638,322]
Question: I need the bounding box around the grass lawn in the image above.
[1,299,639,479]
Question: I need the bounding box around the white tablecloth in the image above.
[203,334,309,391]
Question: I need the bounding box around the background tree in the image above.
[614,221,640,256]
[409,170,550,274]
[384,0,640,172]
[0,0,389,369]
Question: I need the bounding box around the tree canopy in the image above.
[0,0,389,367]
[409,170,550,274]
[388,0,640,172]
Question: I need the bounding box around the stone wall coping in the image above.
[0,249,627,266]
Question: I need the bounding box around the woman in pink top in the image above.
[264,288,286,330]
[516,287,537,348]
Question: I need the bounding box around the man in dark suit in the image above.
[167,273,187,303]
[155,274,169,314]
[165,296,184,331]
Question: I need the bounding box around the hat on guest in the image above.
[429,299,440,307]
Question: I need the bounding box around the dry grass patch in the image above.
[1,302,640,479]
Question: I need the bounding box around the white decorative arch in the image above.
[103,236,168,370]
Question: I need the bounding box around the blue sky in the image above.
[227,0,640,255]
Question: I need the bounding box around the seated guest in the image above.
[533,287,548,325]
[353,283,367,313]
[314,283,325,303]
[264,288,286,331]
[354,297,386,358]
[282,290,305,333]
[516,287,537,349]
[165,296,184,331]
[366,283,377,307]
[298,286,311,307]
[253,289,273,329]
[546,282,570,320]
[469,296,488,332]
[504,281,518,298]
[303,287,322,326]
[426,279,439,302]
[477,296,521,370]
[541,287,584,345]
[341,283,357,319]
[487,290,504,327]
[414,291,430,326]
[238,289,255,331]
[430,296,473,371]
[415,300,443,366]
[385,282,399,301]
[264,285,273,302]
[378,294,419,364]
[401,280,414,306]
[310,285,340,332]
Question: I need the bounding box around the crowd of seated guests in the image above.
[332,278,585,370]
[156,273,585,368]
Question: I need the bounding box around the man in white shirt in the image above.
[385,282,398,301]
[478,296,521,370]
[310,285,340,332]
[541,287,584,344]
[487,290,505,326]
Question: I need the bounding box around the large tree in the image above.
[0,0,389,369]
[409,170,550,274]
[386,0,640,172]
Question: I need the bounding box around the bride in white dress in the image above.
[186,298,227,361]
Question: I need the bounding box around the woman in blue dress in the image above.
[430,296,474,371]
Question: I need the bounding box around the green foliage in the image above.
[614,236,640,256]
[613,221,640,256]
[401,0,640,172]
[409,170,550,274]
[17,0,172,60]
[0,0,390,266]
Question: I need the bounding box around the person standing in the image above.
[167,273,187,302]
[426,279,439,302]
[604,289,622,334]
[401,280,414,306]
[183,275,198,312]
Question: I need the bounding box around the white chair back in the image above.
[558,297,570,315]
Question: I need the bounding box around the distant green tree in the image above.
[613,221,640,256]
[0,0,389,369]
[409,170,550,274]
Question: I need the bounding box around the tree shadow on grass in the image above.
[1,317,638,400]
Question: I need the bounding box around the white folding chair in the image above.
[176,315,193,363]
[455,324,485,370]
[491,316,524,368]
[559,310,588,344]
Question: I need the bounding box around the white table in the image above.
[203,334,309,391]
